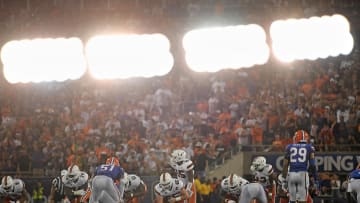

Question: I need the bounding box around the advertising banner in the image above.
[257,153,360,174]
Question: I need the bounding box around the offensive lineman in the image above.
[346,164,360,203]
[0,176,31,203]
[154,172,190,203]
[123,173,147,203]
[62,164,89,203]
[279,130,317,203]
[81,156,125,203]
[250,156,276,203]
[169,149,196,203]
[220,173,268,203]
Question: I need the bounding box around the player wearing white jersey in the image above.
[220,173,249,203]
[123,174,147,202]
[250,156,276,203]
[0,176,31,203]
[220,173,267,203]
[169,149,196,203]
[154,172,190,203]
[62,164,89,203]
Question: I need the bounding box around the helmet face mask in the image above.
[252,156,266,170]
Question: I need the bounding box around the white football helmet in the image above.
[159,172,173,190]
[228,174,242,193]
[170,149,187,163]
[1,176,14,192]
[67,164,81,180]
[221,174,243,194]
[61,169,68,177]
[68,164,80,174]
[125,174,141,192]
[252,156,266,170]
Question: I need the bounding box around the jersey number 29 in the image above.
[289,147,307,163]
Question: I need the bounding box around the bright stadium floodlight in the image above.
[270,14,354,63]
[0,38,86,84]
[85,33,174,80]
[182,24,270,73]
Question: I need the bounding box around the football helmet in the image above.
[252,156,266,170]
[124,174,141,192]
[159,172,173,190]
[106,156,120,166]
[61,169,68,177]
[170,149,187,163]
[293,130,309,143]
[1,176,14,192]
[228,174,242,193]
[68,164,80,174]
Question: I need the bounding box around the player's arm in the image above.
[132,180,148,198]
[124,180,147,201]
[267,164,275,183]
[282,147,290,178]
[187,170,194,183]
[155,191,164,203]
[168,187,190,203]
[48,184,56,203]
[80,186,92,203]
[21,188,32,203]
[308,146,318,180]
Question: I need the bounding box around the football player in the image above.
[123,174,147,203]
[169,149,196,203]
[346,163,360,203]
[250,156,276,203]
[49,169,68,203]
[220,173,267,203]
[0,176,31,203]
[279,130,317,203]
[250,156,276,202]
[220,173,249,203]
[62,164,89,203]
[82,156,125,203]
[154,172,190,203]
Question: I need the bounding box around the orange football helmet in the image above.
[106,156,120,166]
[293,130,309,143]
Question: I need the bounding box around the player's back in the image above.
[95,164,123,181]
[350,169,360,179]
[286,143,313,172]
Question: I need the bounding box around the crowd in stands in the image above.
[0,0,359,185]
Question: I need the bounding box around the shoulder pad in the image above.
[174,178,184,188]
[13,179,25,193]
[182,160,194,171]
[265,164,273,175]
